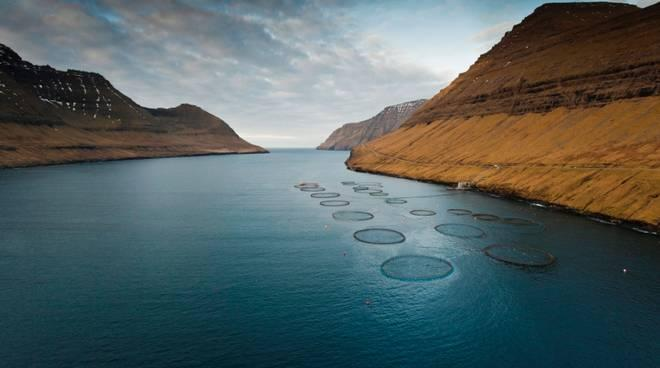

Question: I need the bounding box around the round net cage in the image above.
[311,192,340,198]
[332,210,374,222]
[483,244,556,267]
[320,200,350,207]
[472,213,501,222]
[353,228,405,244]
[386,198,408,204]
[501,217,538,226]
[369,192,389,197]
[357,182,382,187]
[294,182,319,189]
[355,188,383,194]
[381,255,453,281]
[434,223,486,239]
[301,187,326,192]
[410,210,437,216]
[447,208,473,216]
[341,181,358,186]
[499,217,544,234]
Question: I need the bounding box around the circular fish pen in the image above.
[447,208,472,216]
[434,223,486,239]
[355,188,383,194]
[353,228,405,244]
[499,217,544,233]
[501,217,538,226]
[310,192,340,198]
[319,200,350,207]
[357,182,382,187]
[381,255,453,281]
[294,182,319,189]
[410,210,437,216]
[370,192,388,197]
[386,198,407,204]
[472,213,501,222]
[483,244,556,267]
[332,210,374,222]
[301,187,326,192]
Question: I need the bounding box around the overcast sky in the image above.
[0,0,657,147]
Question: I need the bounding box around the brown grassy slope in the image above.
[407,2,659,122]
[347,3,660,229]
[0,44,266,168]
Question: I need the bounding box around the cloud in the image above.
[470,21,516,44]
[636,0,659,7]
[0,0,451,147]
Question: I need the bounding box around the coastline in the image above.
[346,152,660,236]
[0,149,268,170]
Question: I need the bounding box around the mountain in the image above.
[317,99,426,150]
[347,2,660,230]
[0,43,266,168]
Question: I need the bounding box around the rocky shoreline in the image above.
[347,154,659,235]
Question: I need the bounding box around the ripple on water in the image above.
[381,255,453,281]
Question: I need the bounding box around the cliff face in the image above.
[347,2,660,230]
[317,99,426,150]
[0,43,266,168]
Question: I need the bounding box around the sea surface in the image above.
[1,149,659,367]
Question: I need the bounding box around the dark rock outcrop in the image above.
[317,99,426,150]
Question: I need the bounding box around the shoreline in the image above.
[0,149,269,170]
[346,158,659,236]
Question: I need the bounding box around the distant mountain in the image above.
[317,99,426,150]
[348,2,660,230]
[0,43,266,168]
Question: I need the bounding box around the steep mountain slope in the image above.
[347,2,660,230]
[317,99,426,150]
[0,43,266,168]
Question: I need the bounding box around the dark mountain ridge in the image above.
[0,43,265,168]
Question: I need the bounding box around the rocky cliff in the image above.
[317,99,426,150]
[347,2,660,230]
[0,43,266,168]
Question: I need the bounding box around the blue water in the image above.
[1,149,659,367]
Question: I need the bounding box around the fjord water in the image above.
[1,149,658,367]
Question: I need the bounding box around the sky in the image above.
[0,0,657,147]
